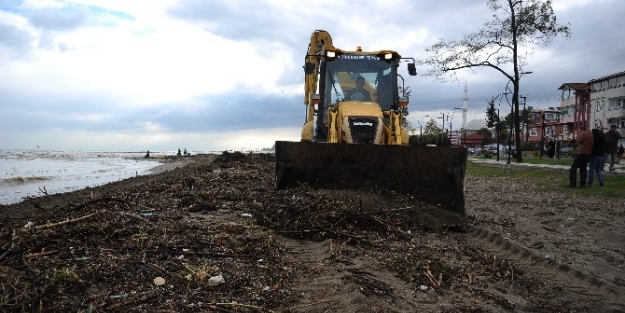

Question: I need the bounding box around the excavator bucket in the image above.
[275,141,468,217]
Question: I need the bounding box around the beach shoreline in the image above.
[147,154,216,174]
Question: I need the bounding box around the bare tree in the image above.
[418,0,570,162]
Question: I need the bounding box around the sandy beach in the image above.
[1,152,624,312]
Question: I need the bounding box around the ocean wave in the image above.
[0,176,53,185]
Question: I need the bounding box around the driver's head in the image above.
[356,76,365,87]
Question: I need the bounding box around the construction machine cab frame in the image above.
[302,30,416,145]
[306,49,416,143]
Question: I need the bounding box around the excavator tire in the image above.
[275,141,468,217]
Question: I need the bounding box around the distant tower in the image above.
[462,82,468,129]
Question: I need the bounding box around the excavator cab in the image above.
[276,30,467,217]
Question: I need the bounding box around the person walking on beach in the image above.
[569,125,593,188]
[605,125,622,171]
[588,128,607,187]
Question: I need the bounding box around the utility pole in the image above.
[521,96,527,144]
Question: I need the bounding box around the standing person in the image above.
[569,125,593,188]
[588,128,607,187]
[547,137,556,159]
[605,125,622,171]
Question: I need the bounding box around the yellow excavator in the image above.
[275,30,467,216]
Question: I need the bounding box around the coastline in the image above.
[148,154,215,174]
[148,159,187,174]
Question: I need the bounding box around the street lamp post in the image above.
[500,87,514,165]
[416,121,422,146]
[450,107,462,146]
[440,112,446,147]
[508,95,514,165]
[497,106,501,161]
[521,96,527,144]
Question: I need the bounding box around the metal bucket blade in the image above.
[275,141,467,216]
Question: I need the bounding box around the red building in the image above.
[526,83,590,144]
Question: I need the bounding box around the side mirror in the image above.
[304,62,315,75]
[407,63,417,76]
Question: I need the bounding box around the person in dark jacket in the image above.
[569,126,593,188]
[588,128,607,187]
[605,125,622,171]
[547,137,556,158]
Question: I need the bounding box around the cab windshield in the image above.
[323,54,396,110]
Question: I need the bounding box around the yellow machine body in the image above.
[277,30,467,217]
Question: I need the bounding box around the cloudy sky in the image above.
[0,0,622,152]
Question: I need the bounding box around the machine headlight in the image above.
[384,53,393,60]
[326,51,336,58]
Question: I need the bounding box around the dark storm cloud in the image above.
[0,21,33,55]
[28,8,91,31]
[405,0,625,115]
[168,1,304,44]
[0,88,130,132]
[165,0,514,117]
[126,93,303,133]
[0,84,303,135]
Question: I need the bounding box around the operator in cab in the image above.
[346,76,371,101]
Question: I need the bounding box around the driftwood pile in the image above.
[0,152,537,312]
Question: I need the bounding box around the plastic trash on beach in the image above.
[241,213,252,218]
[110,293,128,299]
[154,277,166,286]
[208,274,225,286]
[139,210,155,217]
[24,221,34,228]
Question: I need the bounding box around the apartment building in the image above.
[588,71,625,145]
[557,83,590,140]
[532,71,625,145]
[526,107,562,143]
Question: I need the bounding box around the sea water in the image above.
[0,149,167,205]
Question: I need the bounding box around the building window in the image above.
[596,101,603,112]
[563,125,569,134]
[594,119,602,129]
[609,78,617,88]
[545,113,557,120]
[619,120,625,129]
[593,83,601,92]
[530,129,537,136]
[545,126,554,135]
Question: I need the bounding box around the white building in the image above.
[588,71,625,146]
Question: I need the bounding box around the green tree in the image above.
[423,118,442,136]
[418,0,570,162]
[521,105,533,143]
[399,86,413,131]
[485,98,499,129]
[476,128,493,145]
